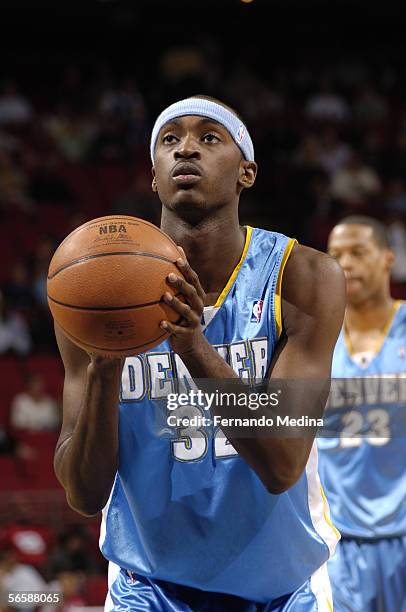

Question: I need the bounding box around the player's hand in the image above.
[161,246,206,356]
[55,322,124,370]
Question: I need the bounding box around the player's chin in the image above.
[345,280,363,299]
[346,290,364,306]
[169,190,208,209]
[164,194,213,223]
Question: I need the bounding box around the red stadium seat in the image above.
[1,522,53,568]
[83,575,108,605]
[9,432,61,490]
[25,355,64,399]
[0,456,22,490]
[0,397,11,429]
[0,358,24,426]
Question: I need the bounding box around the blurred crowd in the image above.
[2,52,406,359]
[0,516,107,610]
[2,51,406,360]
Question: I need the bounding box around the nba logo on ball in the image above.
[251,300,263,323]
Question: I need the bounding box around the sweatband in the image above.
[150,98,255,162]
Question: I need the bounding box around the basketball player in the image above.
[53,96,345,611]
[318,217,406,611]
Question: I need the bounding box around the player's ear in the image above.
[238,161,257,190]
[151,167,158,192]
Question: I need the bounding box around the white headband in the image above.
[150,98,255,162]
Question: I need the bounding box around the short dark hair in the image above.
[336,215,390,249]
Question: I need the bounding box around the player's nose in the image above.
[338,252,353,270]
[174,134,201,159]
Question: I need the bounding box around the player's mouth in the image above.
[345,276,362,288]
[172,162,202,186]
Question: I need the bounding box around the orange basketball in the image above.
[47,215,185,357]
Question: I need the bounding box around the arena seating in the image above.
[83,575,108,606]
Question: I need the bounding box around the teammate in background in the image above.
[53,96,345,610]
[318,216,406,611]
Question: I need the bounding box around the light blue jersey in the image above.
[318,301,406,538]
[100,227,338,606]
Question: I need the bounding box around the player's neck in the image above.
[160,208,246,306]
[345,294,396,334]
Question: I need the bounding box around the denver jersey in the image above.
[318,301,406,539]
[100,227,339,603]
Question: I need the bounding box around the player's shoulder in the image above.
[282,244,346,340]
[252,227,341,279]
[277,243,345,343]
[285,243,344,290]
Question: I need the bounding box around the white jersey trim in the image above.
[104,561,120,612]
[202,305,220,330]
[310,562,334,611]
[99,473,118,550]
[305,443,340,558]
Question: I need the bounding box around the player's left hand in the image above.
[160,247,206,356]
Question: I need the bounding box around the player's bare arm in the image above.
[53,325,122,516]
[162,244,345,494]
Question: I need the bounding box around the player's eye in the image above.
[202,133,220,143]
[162,134,178,144]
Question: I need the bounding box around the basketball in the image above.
[47,215,185,357]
